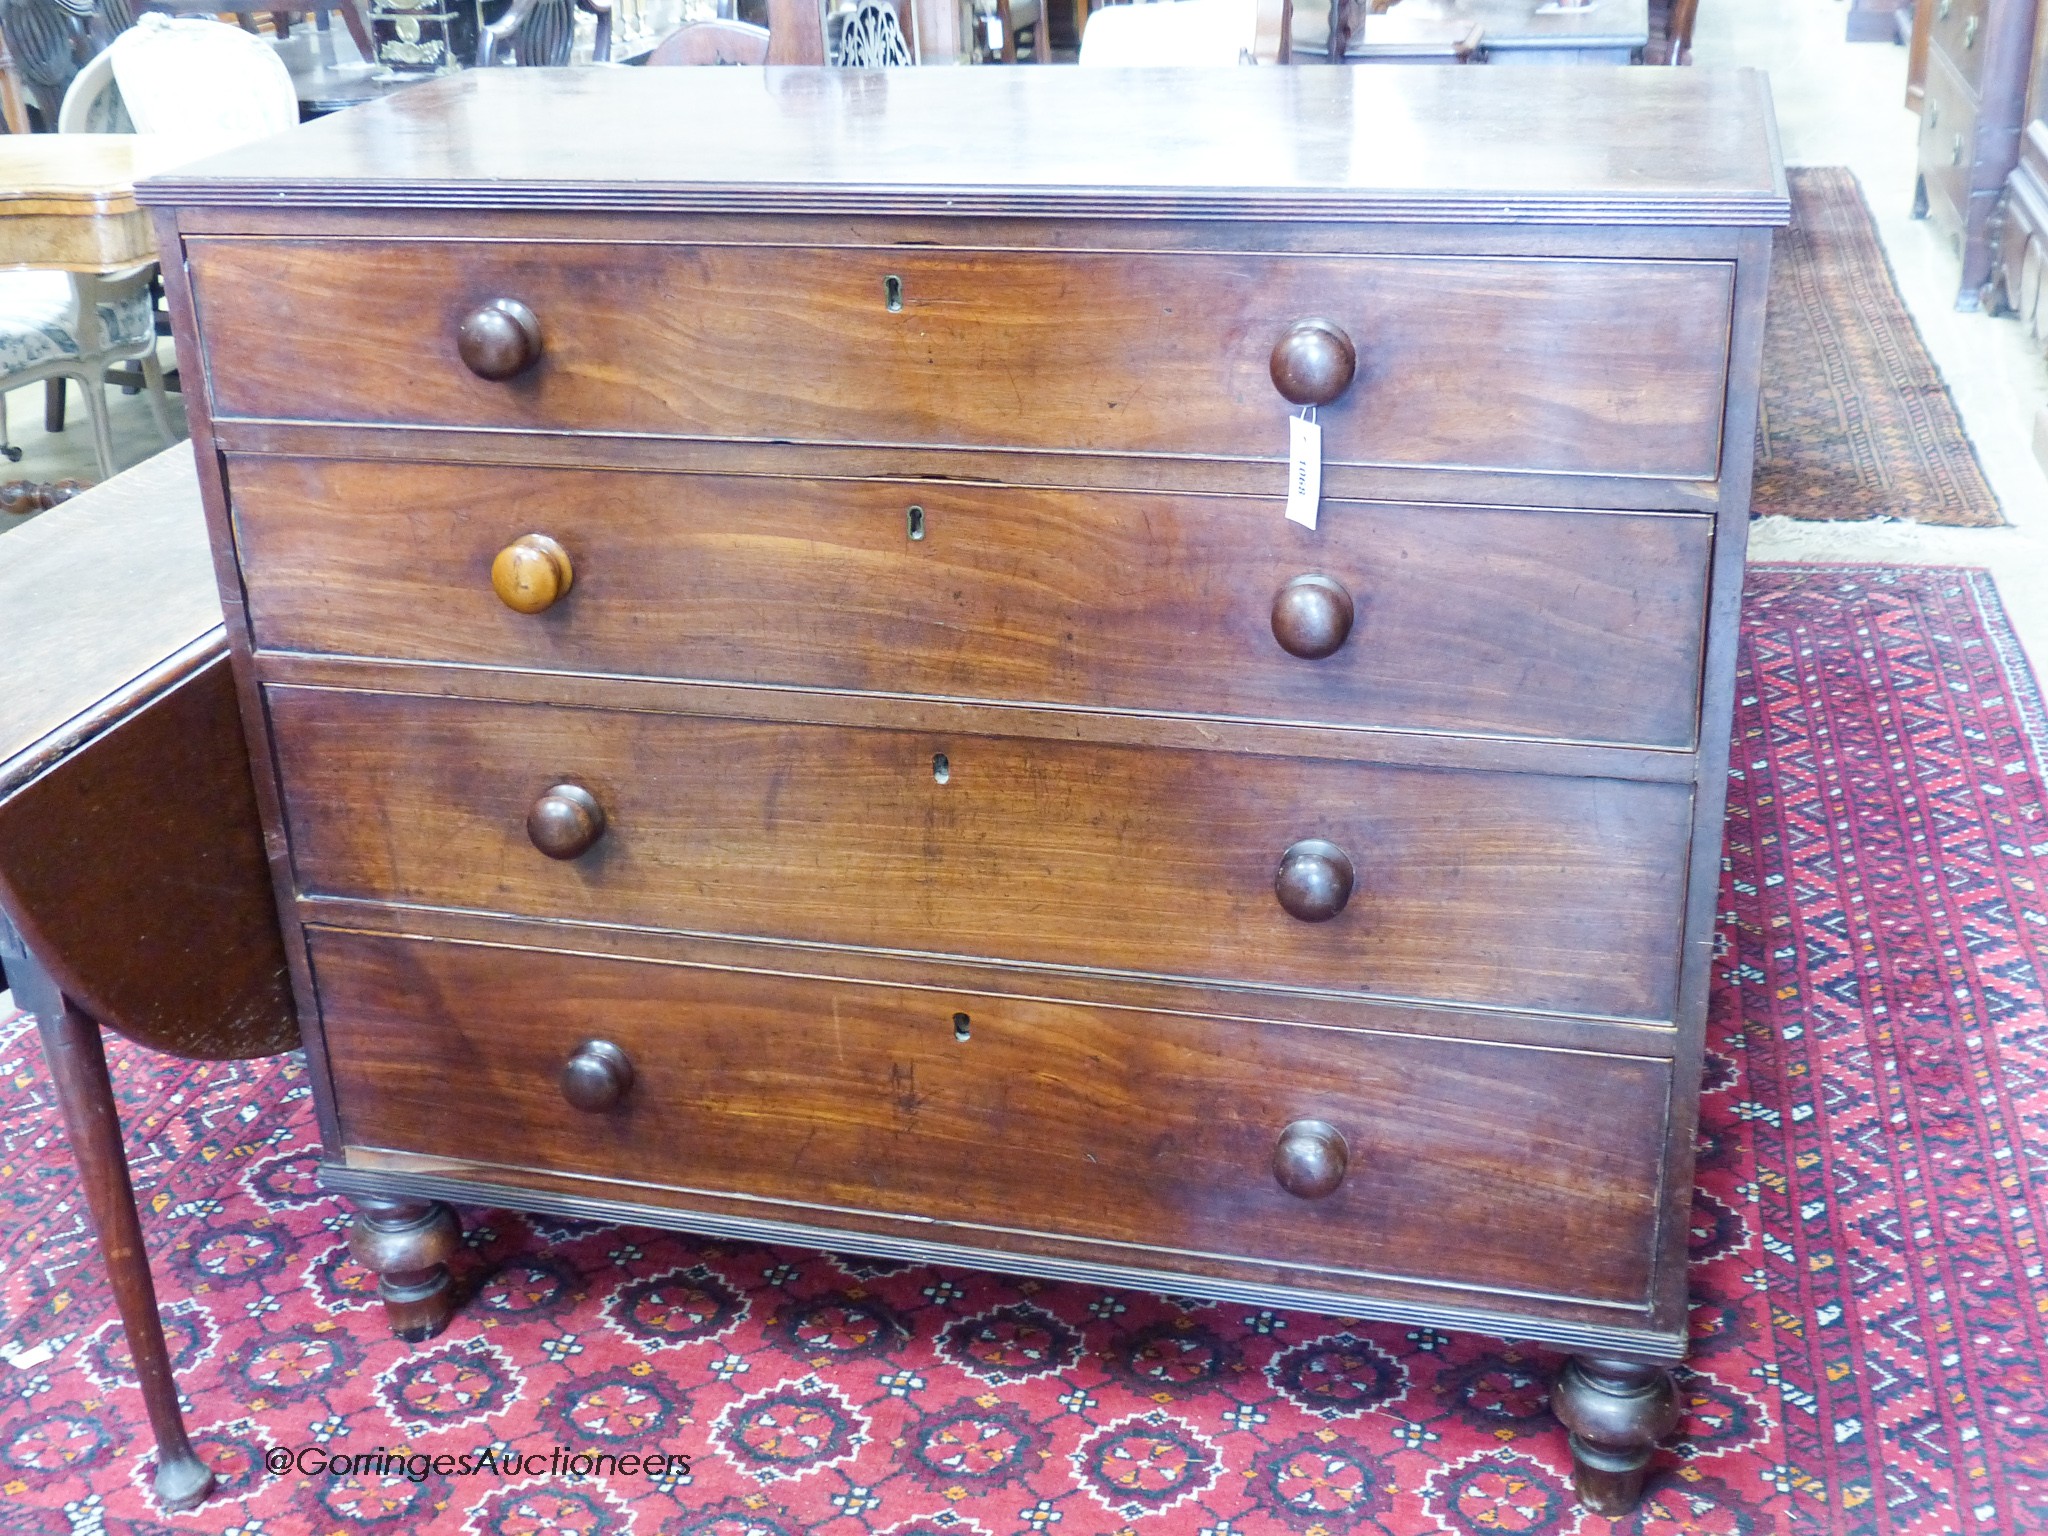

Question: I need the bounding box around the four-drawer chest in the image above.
[140,65,1788,1515]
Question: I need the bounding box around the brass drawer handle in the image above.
[1953,133,1965,166]
[1274,838,1354,922]
[1274,1119,1348,1199]
[1271,574,1355,660]
[492,533,574,614]
[1963,15,1977,44]
[561,1039,635,1112]
[1270,318,1357,407]
[458,297,543,380]
[528,783,606,860]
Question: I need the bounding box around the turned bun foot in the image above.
[1553,1354,1680,1516]
[348,1197,462,1342]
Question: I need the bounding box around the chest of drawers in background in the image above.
[1912,0,2042,305]
[141,65,1786,1516]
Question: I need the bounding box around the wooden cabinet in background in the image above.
[140,65,1787,1518]
[1985,0,2048,473]
[1915,0,2043,305]
[1987,0,2048,317]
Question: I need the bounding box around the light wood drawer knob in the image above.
[1270,318,1356,407]
[1271,574,1355,659]
[561,1039,634,1112]
[528,783,606,860]
[492,533,574,614]
[1274,1119,1348,1199]
[458,298,543,380]
[1275,838,1354,922]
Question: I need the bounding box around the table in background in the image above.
[0,448,296,1511]
[1371,0,1646,60]
[0,134,153,271]
[271,23,412,116]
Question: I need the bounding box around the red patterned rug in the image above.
[4,564,2048,1536]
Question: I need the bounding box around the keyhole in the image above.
[885,275,903,312]
[952,1012,971,1041]
[907,505,925,541]
[932,752,950,784]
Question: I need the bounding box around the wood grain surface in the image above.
[188,239,1734,478]
[312,926,1669,1307]
[0,444,296,1059]
[0,449,218,797]
[0,659,294,1059]
[140,66,1789,226]
[0,134,156,272]
[227,456,1714,749]
[269,686,1695,1021]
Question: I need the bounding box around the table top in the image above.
[0,134,146,217]
[271,27,414,117]
[0,445,297,1060]
[142,64,1790,227]
[0,134,161,270]
[0,447,220,799]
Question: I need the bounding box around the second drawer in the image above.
[231,457,1713,749]
[271,686,1695,1020]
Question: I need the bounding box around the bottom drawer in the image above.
[314,929,1670,1309]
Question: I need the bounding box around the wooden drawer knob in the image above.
[1273,1119,1348,1199]
[1270,318,1356,407]
[561,1038,634,1112]
[457,298,542,380]
[492,533,574,614]
[1275,838,1354,922]
[1271,574,1355,659]
[528,783,606,860]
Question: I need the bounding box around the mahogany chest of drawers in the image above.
[141,65,1786,1515]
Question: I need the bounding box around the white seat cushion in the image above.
[0,272,155,374]
[1078,0,1261,63]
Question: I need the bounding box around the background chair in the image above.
[0,18,293,474]
[0,39,167,474]
[1645,0,1695,62]
[988,0,1048,59]
[107,13,297,164]
[641,0,825,61]
[1076,0,1264,62]
[0,0,131,128]
[478,0,611,64]
[643,15,769,58]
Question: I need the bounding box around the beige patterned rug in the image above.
[1755,167,2005,525]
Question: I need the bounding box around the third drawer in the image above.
[230,457,1713,750]
[270,685,1696,1021]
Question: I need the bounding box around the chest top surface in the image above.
[138,65,1787,226]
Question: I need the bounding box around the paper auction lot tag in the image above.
[1286,409,1321,530]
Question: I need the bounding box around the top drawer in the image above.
[184,238,1735,480]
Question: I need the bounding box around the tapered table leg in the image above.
[19,950,214,1512]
